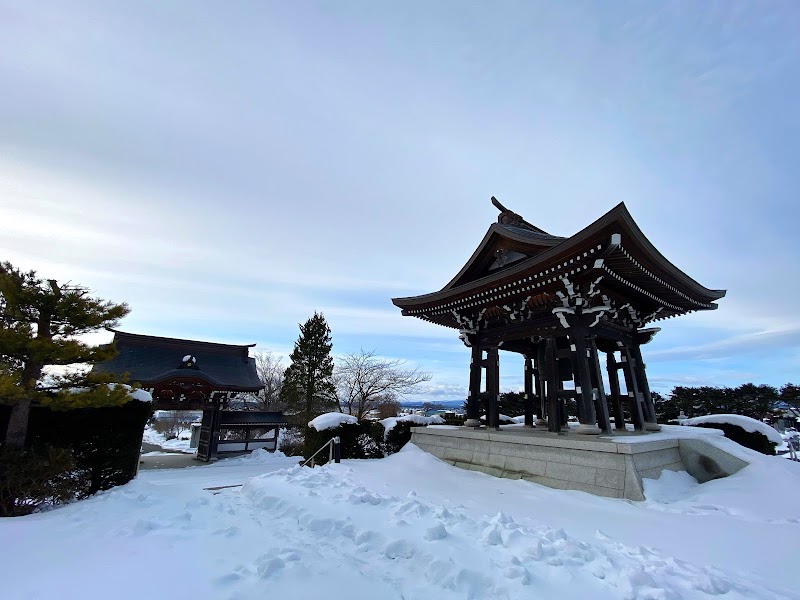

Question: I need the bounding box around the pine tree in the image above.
[0,262,130,447]
[279,312,336,425]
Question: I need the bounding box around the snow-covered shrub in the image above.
[303,417,384,464]
[277,427,304,457]
[683,415,781,455]
[0,446,82,517]
[692,422,777,455]
[381,415,445,454]
[357,433,384,458]
[383,421,419,454]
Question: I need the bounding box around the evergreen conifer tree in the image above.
[0,262,130,447]
[279,312,336,425]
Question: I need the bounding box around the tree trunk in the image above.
[4,307,52,447]
[5,397,32,447]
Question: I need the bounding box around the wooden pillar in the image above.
[210,395,222,460]
[620,345,645,432]
[606,351,626,430]
[465,343,482,427]
[486,347,500,431]
[545,338,561,433]
[570,329,601,435]
[558,379,568,427]
[588,336,612,434]
[523,355,534,427]
[630,343,661,431]
[535,341,548,426]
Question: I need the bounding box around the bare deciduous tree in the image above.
[255,351,284,409]
[151,411,196,440]
[235,351,285,411]
[336,349,431,420]
[375,397,401,419]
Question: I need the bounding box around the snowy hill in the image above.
[1,446,798,599]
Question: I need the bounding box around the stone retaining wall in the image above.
[411,427,740,501]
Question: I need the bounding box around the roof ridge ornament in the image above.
[491,196,549,234]
[179,354,198,369]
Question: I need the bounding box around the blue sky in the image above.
[1,1,799,400]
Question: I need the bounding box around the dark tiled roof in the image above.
[498,224,565,243]
[93,331,263,391]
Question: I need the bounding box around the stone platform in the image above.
[411,426,748,501]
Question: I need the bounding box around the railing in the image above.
[301,436,341,467]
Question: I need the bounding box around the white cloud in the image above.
[1,2,799,392]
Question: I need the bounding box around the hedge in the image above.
[304,418,438,463]
[303,420,385,465]
[26,400,153,495]
[0,445,80,517]
[694,422,777,455]
[383,421,424,455]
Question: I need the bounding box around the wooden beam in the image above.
[620,346,645,431]
[588,336,612,434]
[569,328,601,434]
[524,355,534,427]
[465,344,482,427]
[606,351,626,430]
[545,338,561,433]
[630,343,661,431]
[535,340,548,426]
[486,347,500,430]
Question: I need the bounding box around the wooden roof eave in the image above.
[392,202,725,311]
[137,371,263,393]
[406,257,707,330]
[607,207,726,303]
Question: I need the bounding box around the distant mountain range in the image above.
[399,400,464,409]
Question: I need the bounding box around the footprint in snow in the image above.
[424,523,448,541]
[452,568,493,597]
[354,529,384,551]
[481,523,503,546]
[425,558,456,585]
[350,492,382,505]
[131,519,162,536]
[383,539,415,559]
[213,572,242,587]
[255,556,285,579]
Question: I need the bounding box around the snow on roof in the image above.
[682,414,783,444]
[308,412,358,431]
[379,414,445,439]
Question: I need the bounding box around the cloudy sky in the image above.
[2,1,799,399]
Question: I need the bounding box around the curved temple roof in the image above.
[392,200,725,330]
[93,330,263,391]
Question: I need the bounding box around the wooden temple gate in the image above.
[94,331,278,461]
[393,198,725,435]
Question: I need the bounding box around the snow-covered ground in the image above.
[142,426,194,453]
[1,445,799,599]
